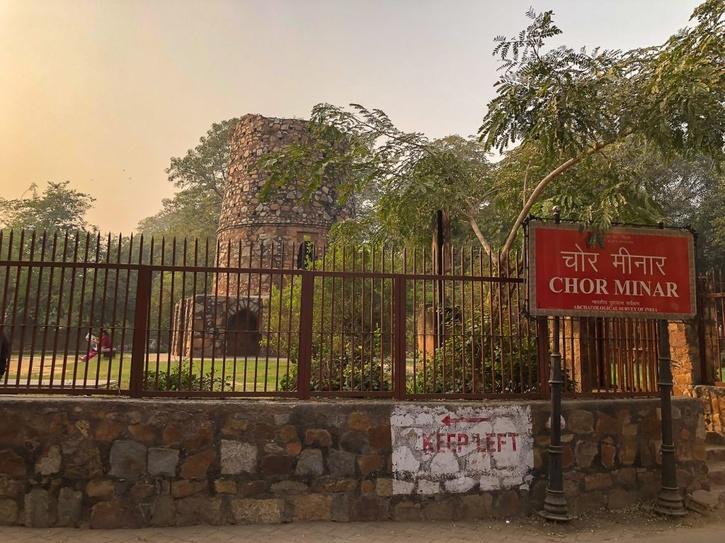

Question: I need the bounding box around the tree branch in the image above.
[500,139,618,261]
[466,213,494,259]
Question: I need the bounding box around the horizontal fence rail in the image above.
[0,229,661,399]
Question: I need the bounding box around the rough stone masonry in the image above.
[172,114,353,359]
[0,396,708,528]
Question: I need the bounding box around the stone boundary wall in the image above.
[0,397,707,528]
[685,385,725,435]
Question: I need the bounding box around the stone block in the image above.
[61,440,103,479]
[180,448,215,480]
[277,425,299,443]
[614,467,637,489]
[596,412,622,435]
[311,478,357,493]
[331,493,351,522]
[347,411,372,431]
[213,479,237,494]
[0,498,17,525]
[220,440,257,475]
[171,479,207,498]
[567,410,594,434]
[0,478,24,498]
[270,481,308,495]
[230,498,285,524]
[620,437,637,466]
[368,424,392,451]
[238,480,268,497]
[176,496,222,526]
[360,480,375,494]
[495,490,521,518]
[456,494,493,520]
[423,499,455,520]
[328,449,356,477]
[351,495,388,521]
[24,488,55,528]
[35,445,61,476]
[109,440,147,479]
[0,450,25,478]
[285,441,302,456]
[261,454,293,477]
[57,487,82,527]
[392,500,421,521]
[130,481,155,500]
[86,479,115,499]
[304,429,332,448]
[340,431,370,454]
[150,495,175,527]
[357,454,384,476]
[148,448,179,477]
[295,448,324,477]
[264,443,285,454]
[600,437,617,468]
[128,424,157,444]
[584,472,613,491]
[90,501,126,529]
[94,420,124,442]
[575,439,598,468]
[293,494,332,521]
[376,478,393,497]
[221,414,249,437]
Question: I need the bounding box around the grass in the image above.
[5,353,291,392]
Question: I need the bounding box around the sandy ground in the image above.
[0,506,723,543]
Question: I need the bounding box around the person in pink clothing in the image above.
[82,329,112,361]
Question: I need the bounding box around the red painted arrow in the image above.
[441,415,490,426]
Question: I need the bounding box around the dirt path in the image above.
[0,508,723,543]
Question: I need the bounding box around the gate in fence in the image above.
[0,230,661,399]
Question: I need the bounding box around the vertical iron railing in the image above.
[0,229,663,399]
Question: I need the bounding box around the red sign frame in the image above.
[527,220,696,319]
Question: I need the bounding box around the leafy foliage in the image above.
[259,2,724,263]
[143,361,232,392]
[138,119,238,239]
[0,181,95,232]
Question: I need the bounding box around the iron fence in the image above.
[703,269,725,383]
[0,230,660,398]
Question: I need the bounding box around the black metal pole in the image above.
[655,317,687,515]
[540,207,572,522]
[435,210,445,349]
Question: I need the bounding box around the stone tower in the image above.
[173,114,350,357]
[216,114,351,288]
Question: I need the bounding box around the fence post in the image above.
[393,277,407,400]
[536,317,550,395]
[129,266,151,398]
[297,271,314,399]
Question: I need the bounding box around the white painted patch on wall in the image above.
[390,404,533,495]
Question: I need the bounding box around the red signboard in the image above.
[527,221,696,319]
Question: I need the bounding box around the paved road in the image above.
[1,515,724,543]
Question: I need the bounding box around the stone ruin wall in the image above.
[174,114,351,358]
[216,114,352,297]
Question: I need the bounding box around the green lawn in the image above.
[5,353,291,393]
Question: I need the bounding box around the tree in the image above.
[259,1,724,262]
[138,119,238,239]
[0,181,95,232]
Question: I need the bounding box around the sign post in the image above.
[527,215,695,520]
[538,209,572,521]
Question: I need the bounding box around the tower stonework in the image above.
[173,114,349,358]
[216,114,350,294]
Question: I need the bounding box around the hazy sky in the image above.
[0,0,702,233]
